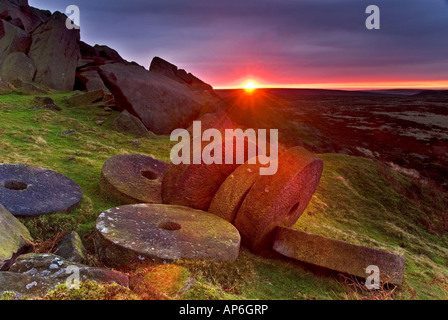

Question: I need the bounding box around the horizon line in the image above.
[213,80,448,91]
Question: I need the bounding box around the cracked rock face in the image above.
[95,204,241,267]
[0,163,82,217]
[28,11,80,91]
[0,203,32,270]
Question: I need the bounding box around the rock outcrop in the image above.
[99,63,206,134]
[28,11,80,91]
[0,0,50,33]
[150,57,214,92]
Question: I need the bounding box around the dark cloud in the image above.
[29,0,448,87]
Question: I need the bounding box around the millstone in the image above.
[273,227,406,285]
[233,147,324,253]
[0,164,82,217]
[99,154,168,204]
[95,204,241,267]
[208,159,266,223]
[162,135,259,211]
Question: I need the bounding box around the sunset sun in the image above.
[243,81,258,92]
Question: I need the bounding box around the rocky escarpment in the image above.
[0,0,227,134]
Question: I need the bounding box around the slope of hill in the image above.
[1,92,447,300]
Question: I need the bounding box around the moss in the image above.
[43,280,140,300]
[181,281,240,300]
[0,291,18,300]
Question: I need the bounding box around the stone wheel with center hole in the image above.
[95,203,241,267]
[162,135,260,211]
[99,154,168,204]
[233,147,324,253]
[0,163,82,217]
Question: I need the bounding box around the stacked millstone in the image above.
[97,141,405,285]
[96,154,241,265]
[117,141,404,284]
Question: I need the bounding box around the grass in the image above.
[0,91,447,300]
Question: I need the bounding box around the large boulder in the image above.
[98,63,205,134]
[0,19,31,64]
[0,203,32,270]
[0,51,36,82]
[28,11,80,91]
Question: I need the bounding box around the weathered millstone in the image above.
[95,204,241,267]
[209,159,266,223]
[0,203,32,270]
[100,154,168,204]
[111,110,149,137]
[0,163,83,217]
[28,11,80,90]
[273,227,406,285]
[66,90,104,107]
[9,253,129,289]
[162,135,260,211]
[234,147,324,253]
[0,52,36,82]
[55,231,86,263]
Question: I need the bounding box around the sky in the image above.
[29,0,448,89]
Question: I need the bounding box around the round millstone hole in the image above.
[158,221,182,231]
[0,164,82,217]
[4,180,28,191]
[100,154,168,204]
[95,204,241,267]
[141,170,158,180]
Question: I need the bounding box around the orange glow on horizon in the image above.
[241,80,259,92]
[215,80,448,91]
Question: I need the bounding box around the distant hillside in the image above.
[414,90,448,98]
[361,89,426,96]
